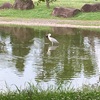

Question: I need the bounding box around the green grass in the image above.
[0,0,100,20]
[0,0,14,5]
[73,12,100,20]
[1,84,100,100]
[1,91,100,100]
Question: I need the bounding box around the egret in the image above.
[46,33,59,45]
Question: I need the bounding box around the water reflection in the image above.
[0,26,100,91]
[47,46,58,56]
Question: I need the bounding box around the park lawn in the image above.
[0,0,99,20]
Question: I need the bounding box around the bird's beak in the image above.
[46,35,48,38]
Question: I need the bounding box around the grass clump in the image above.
[1,89,100,100]
[0,83,100,100]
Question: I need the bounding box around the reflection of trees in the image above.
[58,29,97,79]
[10,27,34,72]
[16,58,24,72]
[0,26,44,73]
[56,33,84,81]
[0,26,100,87]
[36,28,100,85]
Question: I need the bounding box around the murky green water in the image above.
[0,26,100,91]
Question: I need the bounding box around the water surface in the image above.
[0,26,100,91]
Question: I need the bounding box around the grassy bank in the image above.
[0,84,100,100]
[0,0,100,20]
[1,91,100,100]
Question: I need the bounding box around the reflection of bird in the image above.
[46,33,59,45]
[47,45,58,56]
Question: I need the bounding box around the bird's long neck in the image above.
[48,35,51,39]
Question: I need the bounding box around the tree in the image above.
[38,0,56,8]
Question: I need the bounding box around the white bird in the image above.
[46,33,59,45]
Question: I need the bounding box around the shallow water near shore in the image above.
[0,26,100,92]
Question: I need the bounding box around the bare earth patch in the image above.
[0,17,100,28]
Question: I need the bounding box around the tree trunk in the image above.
[46,0,50,8]
[14,0,34,10]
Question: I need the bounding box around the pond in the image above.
[0,26,100,92]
